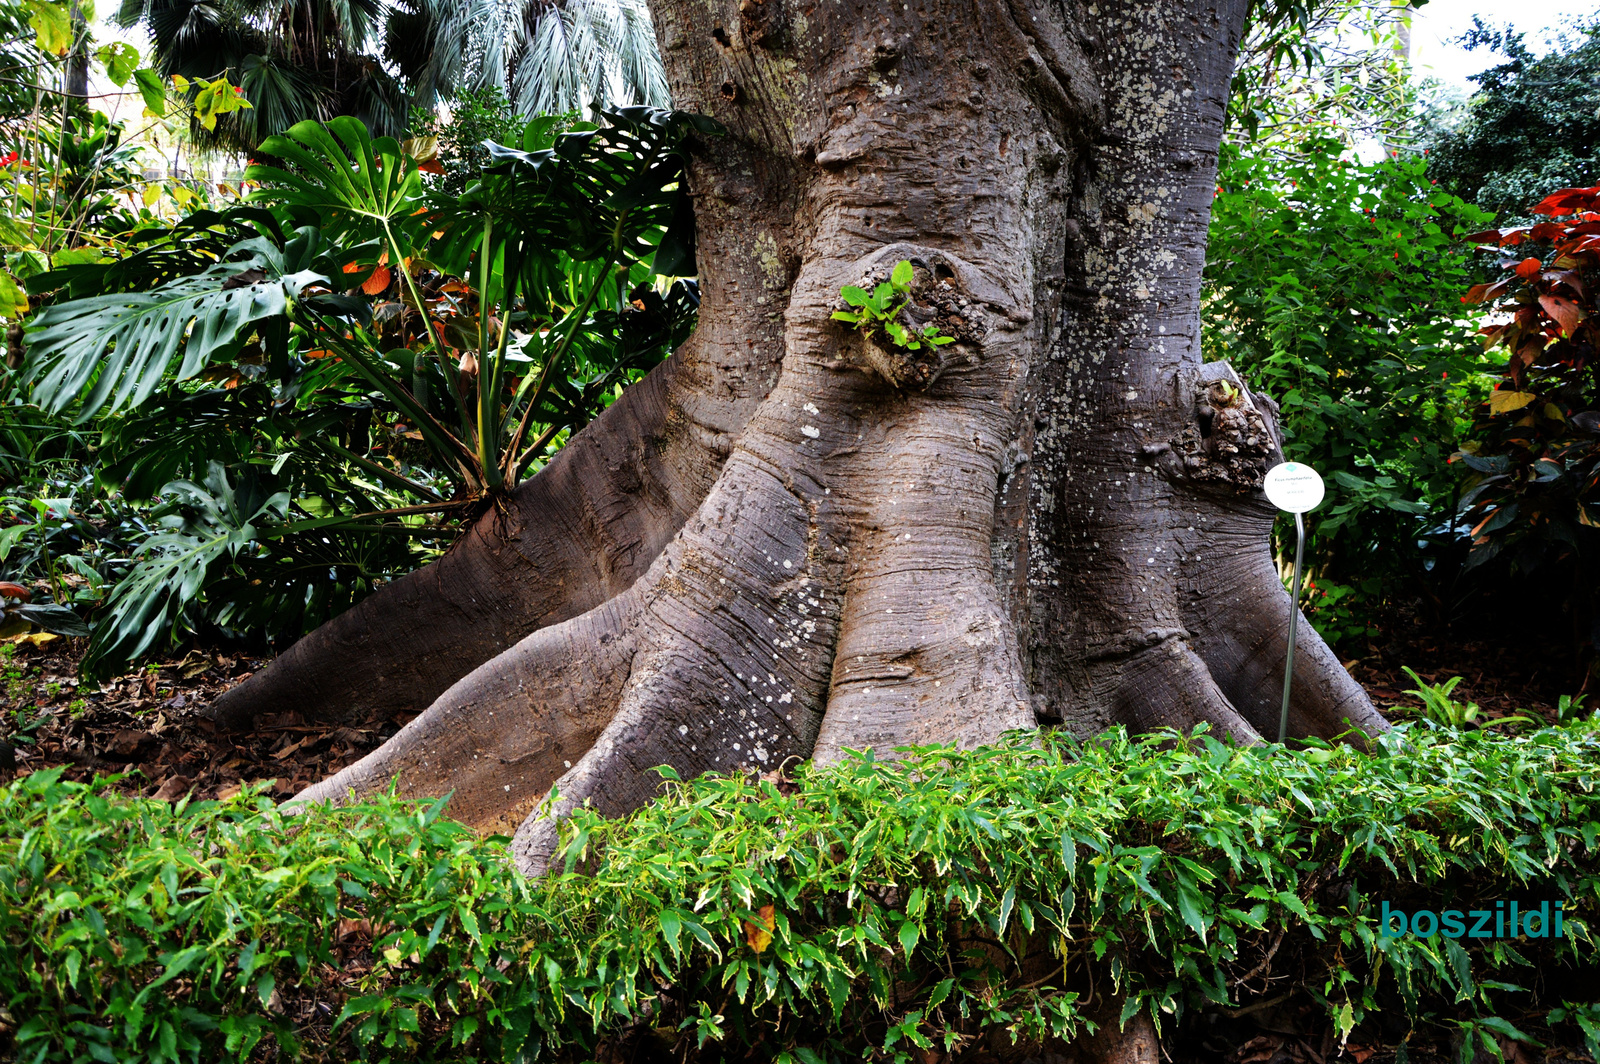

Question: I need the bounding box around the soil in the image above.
[0,636,417,801]
[1347,619,1588,726]
[0,617,1588,801]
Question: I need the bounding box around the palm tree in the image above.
[115,0,410,151]
[393,0,668,119]
[118,0,668,153]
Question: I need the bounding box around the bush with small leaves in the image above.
[3,726,1599,1062]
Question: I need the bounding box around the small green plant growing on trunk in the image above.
[832,260,956,351]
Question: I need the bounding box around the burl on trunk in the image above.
[210,0,1386,872]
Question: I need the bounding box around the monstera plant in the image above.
[23,108,713,675]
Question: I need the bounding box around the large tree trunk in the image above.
[217,0,1386,886]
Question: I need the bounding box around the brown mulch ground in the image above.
[1,636,411,800]
[1346,623,1587,726]
[1,617,1591,801]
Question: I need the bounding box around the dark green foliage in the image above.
[405,88,526,198]
[76,456,427,675]
[1203,142,1496,635]
[3,726,1598,1063]
[0,0,42,130]
[113,0,411,151]
[0,464,147,635]
[27,225,336,420]
[1426,20,1600,222]
[16,107,709,675]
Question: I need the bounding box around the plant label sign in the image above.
[1263,462,1324,514]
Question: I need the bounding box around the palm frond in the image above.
[383,0,444,105]
[340,61,411,140]
[238,52,330,143]
[426,0,666,119]
[614,0,667,108]
[316,0,386,54]
[512,0,582,116]
[134,0,261,79]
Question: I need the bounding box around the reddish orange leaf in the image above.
[1513,257,1543,279]
[1539,294,1584,336]
[1469,507,1502,537]
[361,266,392,296]
[1534,187,1600,217]
[0,581,31,601]
[419,158,445,175]
[1467,278,1514,306]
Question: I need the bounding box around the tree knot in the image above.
[832,257,989,390]
[1170,364,1278,488]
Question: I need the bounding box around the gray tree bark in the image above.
[217,0,1385,899]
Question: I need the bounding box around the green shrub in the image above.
[3,726,1599,1063]
[1203,141,1495,630]
[1424,21,1600,222]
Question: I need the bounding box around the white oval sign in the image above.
[1263,462,1325,514]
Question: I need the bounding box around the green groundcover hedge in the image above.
[3,725,1600,1064]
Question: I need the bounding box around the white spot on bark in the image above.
[802,425,820,438]
[803,402,819,415]
[679,724,689,735]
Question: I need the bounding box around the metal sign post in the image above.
[1262,462,1325,744]
[1278,511,1305,744]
